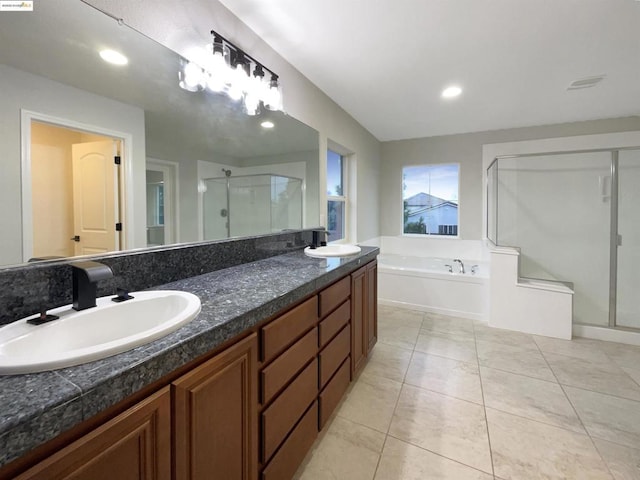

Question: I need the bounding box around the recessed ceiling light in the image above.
[99,49,128,66]
[261,120,275,129]
[442,86,462,98]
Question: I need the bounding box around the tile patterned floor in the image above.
[294,305,640,480]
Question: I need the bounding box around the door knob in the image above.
[71,235,80,242]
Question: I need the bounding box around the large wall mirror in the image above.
[0,0,320,268]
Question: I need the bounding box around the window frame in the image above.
[327,149,348,243]
[401,162,460,238]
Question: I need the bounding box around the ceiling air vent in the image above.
[567,75,606,90]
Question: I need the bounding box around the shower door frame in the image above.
[486,144,640,332]
[202,173,304,240]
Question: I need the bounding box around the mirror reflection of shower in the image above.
[221,168,232,238]
[203,171,303,240]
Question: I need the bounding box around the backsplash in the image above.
[0,230,314,326]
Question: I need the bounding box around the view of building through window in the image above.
[327,149,346,242]
[403,164,459,235]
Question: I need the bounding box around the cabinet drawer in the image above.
[319,357,351,429]
[262,358,318,462]
[318,299,350,348]
[318,277,350,318]
[261,327,318,405]
[261,297,318,363]
[318,324,350,388]
[261,401,318,480]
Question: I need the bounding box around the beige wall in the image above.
[31,123,78,258]
[380,116,640,239]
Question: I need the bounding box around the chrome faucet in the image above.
[71,261,113,311]
[453,259,465,274]
[444,264,453,273]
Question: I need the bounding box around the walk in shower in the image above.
[202,171,303,240]
[487,147,640,331]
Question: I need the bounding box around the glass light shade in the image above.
[205,42,230,92]
[265,80,283,111]
[243,70,265,115]
[179,62,204,92]
[243,91,260,115]
[206,73,226,93]
[207,43,230,71]
[227,63,248,101]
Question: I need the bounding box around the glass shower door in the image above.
[495,152,612,327]
[203,178,229,241]
[615,149,640,329]
[271,176,303,232]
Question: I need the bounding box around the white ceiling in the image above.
[218,0,640,141]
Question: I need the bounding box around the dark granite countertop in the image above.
[0,246,378,468]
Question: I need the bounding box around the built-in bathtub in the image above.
[378,254,489,320]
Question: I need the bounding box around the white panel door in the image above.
[71,141,118,256]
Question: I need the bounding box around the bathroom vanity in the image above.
[0,245,378,480]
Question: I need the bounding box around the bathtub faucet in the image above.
[453,259,465,274]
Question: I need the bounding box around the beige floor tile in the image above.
[623,367,640,387]
[389,384,492,473]
[480,366,584,433]
[534,335,611,362]
[486,408,612,480]
[421,313,475,337]
[545,353,640,401]
[600,342,640,370]
[294,416,385,480]
[476,340,556,382]
[565,386,640,449]
[378,305,424,328]
[405,351,483,404]
[374,436,494,480]
[336,372,402,433]
[473,323,539,350]
[593,438,640,480]
[362,343,413,382]
[377,323,420,350]
[414,331,478,363]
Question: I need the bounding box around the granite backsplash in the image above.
[0,229,315,326]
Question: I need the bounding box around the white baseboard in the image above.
[573,324,640,346]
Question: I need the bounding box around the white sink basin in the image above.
[0,290,201,375]
[304,244,362,258]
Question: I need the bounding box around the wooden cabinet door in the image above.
[366,261,378,353]
[351,266,367,375]
[173,333,258,480]
[17,387,171,480]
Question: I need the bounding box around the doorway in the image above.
[27,120,124,261]
[146,159,178,246]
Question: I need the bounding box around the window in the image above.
[327,149,346,242]
[402,164,459,236]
